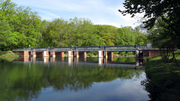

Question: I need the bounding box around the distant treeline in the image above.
[0,0,148,51]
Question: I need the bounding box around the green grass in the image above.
[144,49,180,101]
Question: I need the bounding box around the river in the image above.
[0,57,150,101]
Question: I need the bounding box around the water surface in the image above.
[0,57,149,101]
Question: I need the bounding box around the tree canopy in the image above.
[0,0,147,51]
[119,0,180,62]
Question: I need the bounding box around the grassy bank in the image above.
[0,51,19,62]
[143,50,180,101]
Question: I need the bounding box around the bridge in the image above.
[12,43,161,59]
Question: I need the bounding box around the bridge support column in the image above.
[32,52,36,57]
[79,52,86,58]
[68,51,73,57]
[98,50,103,58]
[73,51,79,57]
[24,51,29,57]
[139,51,143,58]
[56,52,64,57]
[103,51,108,58]
[36,51,49,57]
[136,50,139,58]
[43,51,49,57]
[50,51,56,57]
[29,51,36,57]
[107,52,113,61]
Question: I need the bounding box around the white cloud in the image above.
[11,0,143,28]
[38,10,60,18]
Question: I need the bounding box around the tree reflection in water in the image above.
[0,62,144,101]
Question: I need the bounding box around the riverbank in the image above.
[0,51,19,61]
[143,50,180,101]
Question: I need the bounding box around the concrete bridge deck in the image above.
[12,44,161,58]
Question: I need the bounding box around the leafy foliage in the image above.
[120,0,180,62]
[0,0,147,51]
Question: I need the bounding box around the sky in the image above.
[11,0,143,28]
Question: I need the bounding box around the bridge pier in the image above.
[56,52,64,57]
[30,51,36,57]
[98,50,103,58]
[36,51,49,57]
[79,52,86,58]
[68,51,73,57]
[73,51,79,57]
[98,51,113,60]
[136,50,139,58]
[49,51,56,57]
[107,52,113,61]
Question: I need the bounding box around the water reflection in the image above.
[0,57,149,101]
[14,57,144,69]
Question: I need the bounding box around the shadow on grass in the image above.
[142,57,180,101]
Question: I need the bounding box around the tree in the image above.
[119,0,180,47]
[0,20,15,50]
[148,17,178,63]
[119,0,180,64]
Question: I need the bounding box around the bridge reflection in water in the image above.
[13,57,144,69]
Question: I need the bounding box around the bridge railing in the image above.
[12,44,157,52]
[32,48,49,52]
[106,45,136,50]
[138,45,148,49]
[53,47,72,51]
[12,48,31,51]
[75,46,103,51]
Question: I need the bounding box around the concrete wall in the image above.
[150,50,161,57]
[143,50,161,57]
[13,51,29,57]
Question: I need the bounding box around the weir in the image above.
[12,44,160,59]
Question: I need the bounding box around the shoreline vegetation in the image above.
[143,50,180,101]
[0,51,19,61]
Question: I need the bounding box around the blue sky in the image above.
[11,0,142,28]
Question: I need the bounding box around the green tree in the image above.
[148,17,177,63]
[120,0,180,63]
[119,0,180,47]
[0,20,14,50]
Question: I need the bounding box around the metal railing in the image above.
[12,45,156,52]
